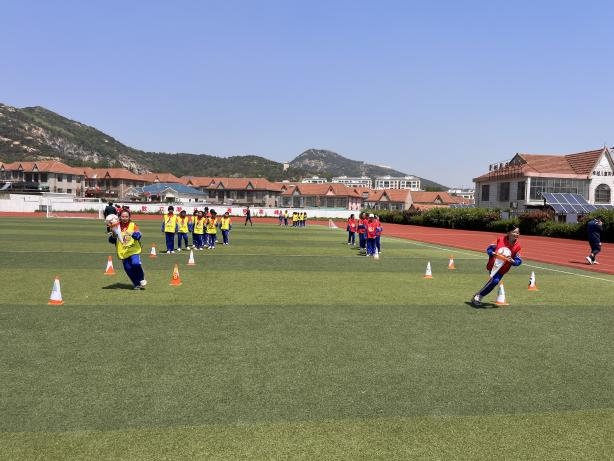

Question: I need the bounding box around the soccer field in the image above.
[0,217,612,459]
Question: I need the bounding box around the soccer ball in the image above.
[105,214,119,226]
[496,247,512,258]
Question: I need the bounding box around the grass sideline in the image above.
[0,217,612,459]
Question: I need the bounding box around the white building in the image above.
[473,147,614,216]
[373,175,421,190]
[301,176,327,184]
[331,176,372,188]
[447,188,475,202]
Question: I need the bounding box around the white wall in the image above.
[0,196,356,219]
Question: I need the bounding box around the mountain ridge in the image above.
[0,103,447,189]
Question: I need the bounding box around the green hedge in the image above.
[373,208,614,242]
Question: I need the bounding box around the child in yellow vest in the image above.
[176,209,190,251]
[220,211,232,245]
[193,210,205,250]
[161,205,178,254]
[108,209,146,289]
[205,210,219,249]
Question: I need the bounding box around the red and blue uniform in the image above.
[108,221,145,289]
[346,217,357,245]
[366,218,378,256]
[477,235,522,298]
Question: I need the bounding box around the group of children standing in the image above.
[346,212,383,256]
[277,210,308,227]
[162,205,232,253]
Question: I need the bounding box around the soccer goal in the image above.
[44,196,104,219]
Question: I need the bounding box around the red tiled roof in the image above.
[379,189,411,202]
[181,176,216,187]
[474,148,605,181]
[411,191,460,204]
[280,183,361,197]
[2,160,84,175]
[141,172,182,183]
[208,177,281,191]
[84,168,142,181]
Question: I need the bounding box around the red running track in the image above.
[381,223,614,275]
[1,212,612,274]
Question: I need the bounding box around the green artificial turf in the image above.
[0,217,612,459]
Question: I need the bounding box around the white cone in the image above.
[328,219,338,229]
[187,249,196,265]
[528,271,538,291]
[495,284,509,306]
[48,276,64,305]
[424,261,433,278]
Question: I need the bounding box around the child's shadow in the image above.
[103,282,134,290]
[464,301,500,309]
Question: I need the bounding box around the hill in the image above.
[291,149,447,190]
[0,103,447,188]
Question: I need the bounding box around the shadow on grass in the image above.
[102,282,135,290]
[464,301,502,310]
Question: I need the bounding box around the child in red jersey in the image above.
[471,225,522,307]
[346,213,357,246]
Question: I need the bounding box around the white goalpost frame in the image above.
[44,196,104,219]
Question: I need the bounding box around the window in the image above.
[481,184,490,201]
[529,178,589,200]
[516,181,526,200]
[67,189,72,194]
[41,173,48,182]
[57,174,63,182]
[67,174,73,182]
[595,184,611,203]
[498,182,510,201]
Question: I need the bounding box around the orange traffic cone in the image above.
[187,249,196,266]
[424,261,433,279]
[495,284,509,306]
[48,276,64,305]
[169,263,182,286]
[528,271,539,291]
[149,243,157,258]
[104,256,116,275]
[448,255,456,270]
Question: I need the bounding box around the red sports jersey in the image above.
[347,218,357,232]
[486,235,521,276]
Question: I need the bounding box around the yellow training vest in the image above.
[163,213,177,232]
[220,217,231,230]
[115,222,142,259]
[177,216,189,233]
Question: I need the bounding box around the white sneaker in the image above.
[140,280,147,287]
[585,256,593,265]
[177,248,181,252]
[593,261,600,265]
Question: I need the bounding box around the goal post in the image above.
[44,196,104,219]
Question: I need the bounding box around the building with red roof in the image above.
[82,167,146,198]
[279,183,362,210]
[0,160,85,194]
[473,147,613,212]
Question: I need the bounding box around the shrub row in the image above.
[373,208,614,242]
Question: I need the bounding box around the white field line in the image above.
[398,238,614,284]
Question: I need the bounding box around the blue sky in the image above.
[2,1,613,187]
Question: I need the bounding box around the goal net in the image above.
[44,196,104,219]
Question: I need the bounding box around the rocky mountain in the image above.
[0,103,447,188]
[291,149,447,190]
